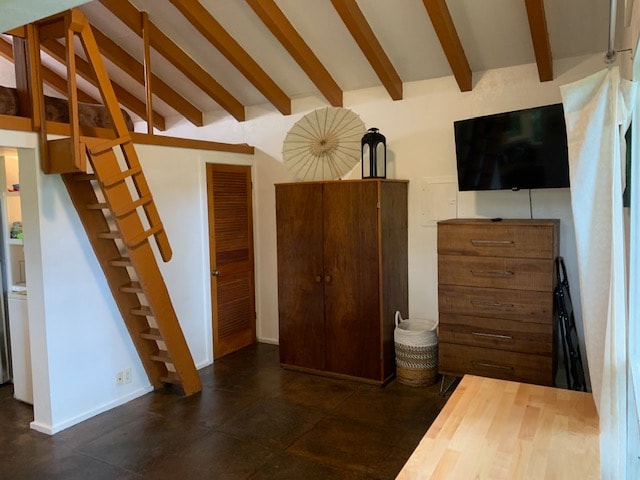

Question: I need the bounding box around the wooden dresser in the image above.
[437,219,559,386]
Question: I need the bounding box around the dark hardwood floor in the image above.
[0,343,450,479]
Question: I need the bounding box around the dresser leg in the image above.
[439,374,459,396]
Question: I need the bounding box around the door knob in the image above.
[324,275,332,283]
[211,269,220,276]
[315,275,323,283]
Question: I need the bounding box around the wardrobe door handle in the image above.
[315,275,323,283]
[324,275,332,284]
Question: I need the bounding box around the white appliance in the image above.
[8,291,31,403]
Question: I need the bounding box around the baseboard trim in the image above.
[196,359,213,369]
[29,420,54,435]
[258,337,279,345]
[31,384,154,435]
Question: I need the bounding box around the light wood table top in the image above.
[397,375,600,479]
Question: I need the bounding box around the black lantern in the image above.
[361,127,386,178]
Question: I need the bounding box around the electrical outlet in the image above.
[116,368,132,385]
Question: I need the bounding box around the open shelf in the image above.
[2,154,26,292]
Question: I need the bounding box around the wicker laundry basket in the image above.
[394,311,438,387]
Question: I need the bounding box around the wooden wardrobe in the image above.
[275,179,408,384]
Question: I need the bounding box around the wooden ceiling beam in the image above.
[170,0,291,115]
[524,0,553,82]
[245,0,343,107]
[99,0,245,121]
[0,37,100,105]
[141,10,154,134]
[41,38,166,130]
[422,0,472,92]
[330,0,402,100]
[92,28,204,126]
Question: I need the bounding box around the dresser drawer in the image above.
[439,343,553,386]
[439,285,552,324]
[438,255,554,291]
[439,313,553,355]
[438,221,558,259]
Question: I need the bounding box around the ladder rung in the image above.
[88,136,131,156]
[73,173,96,182]
[86,202,108,210]
[160,372,180,384]
[97,231,121,240]
[140,328,162,340]
[127,224,163,249]
[120,281,142,293]
[130,306,153,317]
[113,195,153,218]
[109,257,132,267]
[102,165,142,187]
[150,350,172,363]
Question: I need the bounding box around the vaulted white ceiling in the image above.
[0,0,631,128]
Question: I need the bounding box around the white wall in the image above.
[0,129,253,433]
[138,144,254,360]
[165,54,607,385]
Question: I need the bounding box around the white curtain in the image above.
[561,66,637,479]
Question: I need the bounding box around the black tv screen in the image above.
[454,104,570,191]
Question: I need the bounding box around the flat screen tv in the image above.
[454,104,570,191]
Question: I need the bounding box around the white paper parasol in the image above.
[282,107,366,181]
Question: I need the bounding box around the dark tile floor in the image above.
[0,343,451,479]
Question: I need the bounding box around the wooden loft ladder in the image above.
[23,10,201,395]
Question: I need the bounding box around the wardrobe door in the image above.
[276,183,326,370]
[323,181,380,379]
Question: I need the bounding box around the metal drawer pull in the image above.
[471,332,513,340]
[470,300,514,309]
[470,239,515,246]
[470,270,514,277]
[472,361,514,371]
